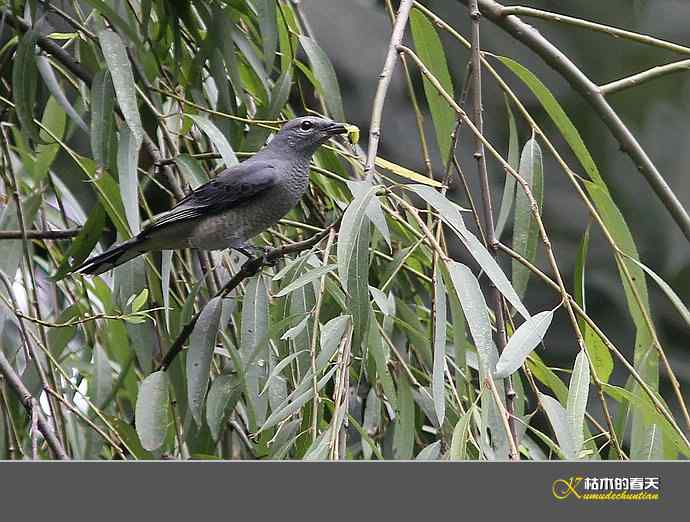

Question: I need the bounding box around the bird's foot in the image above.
[233,244,275,266]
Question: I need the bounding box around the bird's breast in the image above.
[188,166,310,250]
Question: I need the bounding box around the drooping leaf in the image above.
[409,7,455,163]
[275,265,336,297]
[392,372,415,460]
[187,114,238,167]
[432,261,447,426]
[52,205,106,280]
[12,29,42,144]
[347,179,391,250]
[337,184,377,291]
[446,261,497,377]
[99,29,144,143]
[495,97,519,239]
[539,393,576,459]
[512,137,543,299]
[449,406,475,460]
[117,126,141,234]
[35,54,88,132]
[494,310,554,379]
[375,157,443,188]
[135,371,170,451]
[299,35,345,122]
[188,297,224,426]
[206,374,241,441]
[255,0,278,69]
[566,350,590,457]
[412,186,529,318]
[90,69,117,170]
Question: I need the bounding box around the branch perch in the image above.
[158,225,336,371]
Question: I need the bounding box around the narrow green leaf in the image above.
[348,221,370,351]
[188,297,224,426]
[256,0,278,69]
[117,126,141,234]
[495,97,519,239]
[241,275,270,426]
[299,35,345,122]
[512,137,543,298]
[567,350,590,457]
[135,371,170,451]
[34,96,66,181]
[188,114,238,167]
[573,227,614,383]
[412,186,529,318]
[446,261,498,377]
[496,55,601,185]
[99,29,143,143]
[280,316,309,341]
[90,69,117,169]
[52,204,106,280]
[206,374,241,441]
[409,7,455,163]
[392,373,415,460]
[260,350,307,397]
[450,406,475,460]
[347,179,391,250]
[627,256,690,329]
[35,54,88,132]
[539,393,576,459]
[362,388,381,460]
[432,261,447,426]
[368,313,397,409]
[415,441,441,461]
[275,265,336,297]
[12,30,42,144]
[494,310,554,379]
[337,184,377,291]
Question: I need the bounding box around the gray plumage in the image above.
[75,116,347,275]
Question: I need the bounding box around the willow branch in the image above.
[0,350,69,460]
[158,225,337,371]
[499,6,690,56]
[0,229,81,240]
[600,59,690,95]
[455,0,690,242]
[364,0,415,179]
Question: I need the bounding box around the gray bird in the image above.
[74,116,347,275]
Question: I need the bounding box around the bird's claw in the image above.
[234,245,275,266]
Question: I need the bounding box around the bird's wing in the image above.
[145,161,278,233]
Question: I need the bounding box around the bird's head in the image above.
[267,116,348,156]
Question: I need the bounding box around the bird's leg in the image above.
[233,244,275,266]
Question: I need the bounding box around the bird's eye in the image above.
[300,120,314,131]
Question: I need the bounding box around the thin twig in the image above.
[499,5,690,56]
[158,225,337,371]
[364,0,415,179]
[0,229,81,239]
[454,0,690,242]
[467,0,518,454]
[600,59,690,95]
[0,350,69,459]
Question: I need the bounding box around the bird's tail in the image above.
[74,237,147,276]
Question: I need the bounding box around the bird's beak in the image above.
[325,122,348,136]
